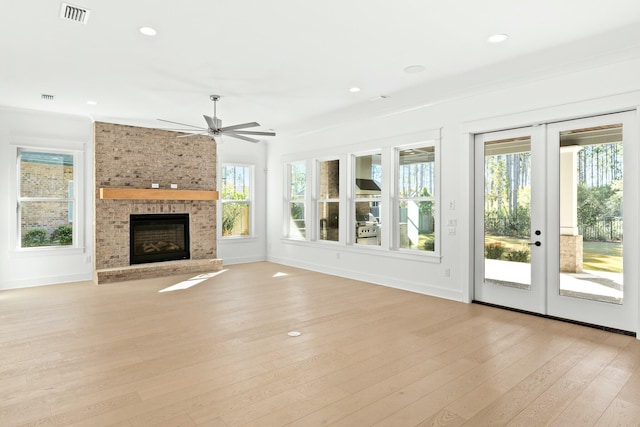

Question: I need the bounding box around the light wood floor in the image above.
[2,262,640,427]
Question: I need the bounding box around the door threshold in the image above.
[472,300,635,337]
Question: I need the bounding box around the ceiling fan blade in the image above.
[219,122,260,132]
[203,115,219,131]
[176,132,208,138]
[161,128,208,131]
[158,118,205,129]
[225,133,260,143]
[226,130,276,136]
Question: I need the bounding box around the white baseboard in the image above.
[221,255,267,266]
[267,255,464,302]
[0,273,93,291]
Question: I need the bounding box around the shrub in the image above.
[505,247,529,262]
[22,228,48,247]
[423,239,435,251]
[485,242,505,259]
[51,225,73,245]
[222,203,243,236]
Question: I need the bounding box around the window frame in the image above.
[284,160,309,240]
[219,163,255,239]
[393,140,440,256]
[350,150,383,247]
[13,145,83,252]
[316,157,341,243]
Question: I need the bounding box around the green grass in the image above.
[583,241,622,272]
[485,234,622,273]
[484,235,529,252]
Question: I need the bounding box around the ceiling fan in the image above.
[158,95,276,143]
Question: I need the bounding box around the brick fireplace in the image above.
[94,122,222,284]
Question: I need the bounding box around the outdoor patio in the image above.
[485,259,623,304]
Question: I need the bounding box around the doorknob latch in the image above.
[527,241,541,247]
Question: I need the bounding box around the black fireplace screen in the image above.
[130,214,190,265]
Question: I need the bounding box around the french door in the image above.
[474,112,636,332]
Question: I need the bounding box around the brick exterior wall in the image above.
[20,162,73,237]
[94,122,219,276]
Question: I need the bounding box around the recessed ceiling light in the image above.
[139,26,157,36]
[349,87,361,93]
[404,65,426,74]
[488,34,508,43]
[87,100,97,106]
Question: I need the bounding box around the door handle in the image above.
[527,241,541,247]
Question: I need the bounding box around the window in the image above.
[354,153,382,246]
[286,162,307,239]
[18,149,75,248]
[318,159,340,242]
[397,145,436,252]
[220,164,253,237]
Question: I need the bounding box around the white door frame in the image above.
[473,126,547,314]
[472,111,638,333]
[545,111,637,332]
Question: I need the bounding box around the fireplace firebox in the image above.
[130,214,190,265]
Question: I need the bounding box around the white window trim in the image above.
[280,128,441,262]
[284,160,310,241]
[349,150,383,247]
[10,144,84,253]
[219,163,255,239]
[315,156,343,243]
[393,139,441,257]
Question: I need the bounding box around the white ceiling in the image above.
[2,1,640,139]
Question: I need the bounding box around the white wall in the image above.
[216,139,268,265]
[265,56,640,307]
[0,107,94,290]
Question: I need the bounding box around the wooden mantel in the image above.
[99,188,218,201]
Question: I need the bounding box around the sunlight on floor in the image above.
[273,272,289,278]
[159,270,228,293]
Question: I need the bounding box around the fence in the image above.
[484,216,530,238]
[486,216,622,242]
[579,217,623,242]
[485,216,623,242]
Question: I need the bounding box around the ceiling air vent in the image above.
[59,3,90,24]
[41,94,55,100]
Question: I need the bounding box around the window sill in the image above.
[10,246,87,258]
[220,236,258,243]
[280,238,442,263]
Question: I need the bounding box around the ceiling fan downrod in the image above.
[210,94,220,119]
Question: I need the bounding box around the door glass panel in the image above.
[558,124,623,304]
[484,137,532,290]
